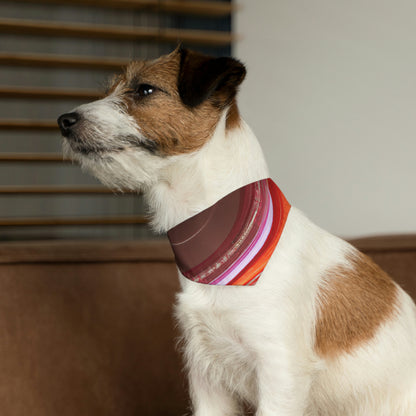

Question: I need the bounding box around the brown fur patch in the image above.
[108,50,224,156]
[226,99,241,130]
[315,251,398,358]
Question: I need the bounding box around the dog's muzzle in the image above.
[57,112,80,137]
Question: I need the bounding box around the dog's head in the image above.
[58,47,246,191]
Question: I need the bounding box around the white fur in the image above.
[64,98,416,415]
[63,89,168,191]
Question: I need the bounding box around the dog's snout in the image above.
[58,112,80,136]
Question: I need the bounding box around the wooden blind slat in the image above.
[0,52,129,70]
[0,18,234,46]
[0,153,64,162]
[0,120,58,130]
[0,215,148,226]
[156,0,234,16]
[0,87,101,100]
[0,186,135,194]
[9,0,234,17]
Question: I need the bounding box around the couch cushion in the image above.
[0,240,187,416]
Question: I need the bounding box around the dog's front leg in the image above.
[254,345,312,416]
[189,368,240,416]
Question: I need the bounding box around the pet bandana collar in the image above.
[167,178,290,286]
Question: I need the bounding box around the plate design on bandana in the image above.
[168,179,291,286]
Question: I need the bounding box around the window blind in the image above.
[0,0,234,240]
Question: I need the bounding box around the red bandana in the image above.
[167,179,290,286]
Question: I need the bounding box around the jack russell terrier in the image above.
[58,47,416,415]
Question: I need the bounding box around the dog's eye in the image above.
[134,84,156,98]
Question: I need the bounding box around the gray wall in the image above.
[235,0,416,238]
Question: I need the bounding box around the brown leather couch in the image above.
[0,236,415,416]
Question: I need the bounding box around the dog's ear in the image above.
[178,48,246,108]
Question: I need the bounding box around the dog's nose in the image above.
[57,112,80,136]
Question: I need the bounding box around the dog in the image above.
[58,47,416,415]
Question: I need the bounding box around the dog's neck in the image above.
[145,112,269,233]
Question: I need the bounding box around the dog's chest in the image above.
[176,288,257,392]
